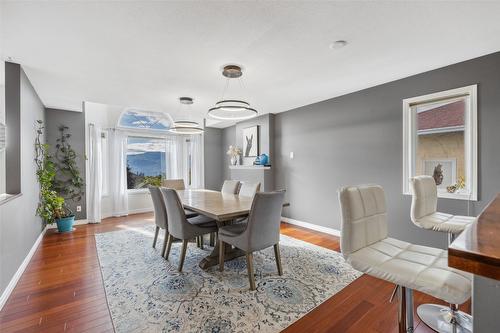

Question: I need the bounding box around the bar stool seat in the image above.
[348,237,470,305]
[415,212,476,234]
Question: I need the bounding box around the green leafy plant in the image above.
[35,120,66,224]
[53,125,84,205]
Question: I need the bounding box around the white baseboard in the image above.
[0,225,47,311]
[46,218,89,229]
[127,207,153,215]
[281,216,341,237]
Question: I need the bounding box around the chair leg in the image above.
[161,230,168,258]
[209,232,215,247]
[273,243,283,276]
[199,235,204,249]
[153,226,159,248]
[165,234,173,260]
[219,240,225,272]
[178,240,188,272]
[398,285,407,333]
[246,252,256,291]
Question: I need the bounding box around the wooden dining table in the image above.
[177,189,288,269]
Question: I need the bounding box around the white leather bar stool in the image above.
[410,176,476,243]
[409,176,476,332]
[339,184,472,333]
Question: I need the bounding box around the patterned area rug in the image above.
[95,225,361,333]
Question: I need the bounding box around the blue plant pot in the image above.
[56,215,75,233]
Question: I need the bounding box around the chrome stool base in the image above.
[417,304,472,333]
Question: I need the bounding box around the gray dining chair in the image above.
[148,187,169,256]
[161,179,208,247]
[162,178,186,190]
[161,188,218,272]
[238,182,261,197]
[221,180,240,194]
[218,190,286,290]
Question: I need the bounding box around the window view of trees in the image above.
[126,137,166,189]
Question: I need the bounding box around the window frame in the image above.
[402,85,478,201]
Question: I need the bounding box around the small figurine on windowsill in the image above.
[447,176,466,193]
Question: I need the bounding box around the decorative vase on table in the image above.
[230,156,238,166]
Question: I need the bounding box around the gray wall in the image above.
[235,113,274,166]
[0,64,46,296]
[45,108,86,220]
[219,114,275,189]
[203,127,223,191]
[274,51,500,249]
[4,62,21,195]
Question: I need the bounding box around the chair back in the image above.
[162,179,186,190]
[148,187,167,229]
[221,180,240,194]
[410,176,437,225]
[161,188,199,240]
[244,191,285,252]
[238,182,261,197]
[338,184,388,257]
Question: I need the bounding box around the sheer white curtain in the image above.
[88,125,102,223]
[166,135,184,180]
[190,134,204,189]
[109,129,129,216]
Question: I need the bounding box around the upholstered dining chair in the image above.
[161,188,218,272]
[161,178,209,247]
[221,180,240,194]
[218,190,285,291]
[162,178,186,190]
[238,182,261,197]
[410,175,476,243]
[148,187,169,255]
[339,184,472,333]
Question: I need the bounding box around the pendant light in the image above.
[208,65,258,121]
[169,97,204,134]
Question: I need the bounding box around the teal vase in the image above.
[56,215,75,233]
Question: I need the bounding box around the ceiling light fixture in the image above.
[329,40,348,49]
[169,97,204,134]
[208,64,258,121]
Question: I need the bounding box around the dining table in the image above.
[176,189,289,269]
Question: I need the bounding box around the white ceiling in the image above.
[2,1,500,127]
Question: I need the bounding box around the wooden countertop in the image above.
[449,194,500,280]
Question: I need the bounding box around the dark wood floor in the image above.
[0,213,469,333]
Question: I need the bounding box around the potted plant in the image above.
[34,120,76,232]
[53,197,75,233]
[53,125,84,203]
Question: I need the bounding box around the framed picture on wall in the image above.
[243,125,259,157]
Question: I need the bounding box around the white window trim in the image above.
[402,85,477,201]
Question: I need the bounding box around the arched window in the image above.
[117,109,173,131]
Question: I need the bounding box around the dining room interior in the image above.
[1,1,500,333]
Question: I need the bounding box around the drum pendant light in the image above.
[169,97,204,134]
[208,65,258,121]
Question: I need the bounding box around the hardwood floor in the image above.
[0,214,470,333]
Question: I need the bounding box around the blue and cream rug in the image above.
[95,225,361,333]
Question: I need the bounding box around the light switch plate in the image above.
[290,152,294,159]
[76,205,82,212]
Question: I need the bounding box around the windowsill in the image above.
[404,190,477,201]
[0,193,22,206]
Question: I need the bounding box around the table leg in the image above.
[198,219,246,269]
